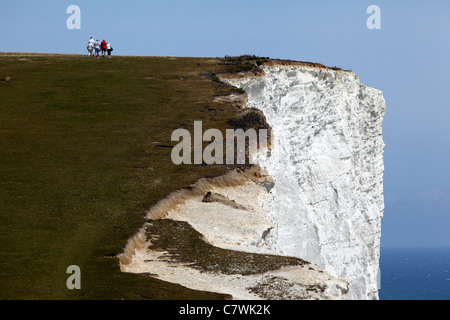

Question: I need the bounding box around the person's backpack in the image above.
[110,47,113,52]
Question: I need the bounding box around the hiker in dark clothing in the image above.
[106,42,113,58]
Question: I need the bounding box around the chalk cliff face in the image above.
[224,64,386,300]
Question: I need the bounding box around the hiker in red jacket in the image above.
[101,40,107,57]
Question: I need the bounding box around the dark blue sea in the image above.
[379,247,450,300]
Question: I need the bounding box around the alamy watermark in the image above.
[367,5,381,30]
[171,121,269,165]
[66,265,81,289]
[66,5,81,30]
[66,5,380,31]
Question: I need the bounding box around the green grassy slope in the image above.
[0,53,245,299]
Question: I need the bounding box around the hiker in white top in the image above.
[106,42,113,59]
[87,37,95,58]
[94,40,101,58]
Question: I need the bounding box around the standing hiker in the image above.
[106,42,113,59]
[94,40,101,58]
[87,37,95,58]
[101,40,107,57]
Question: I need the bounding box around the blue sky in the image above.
[1,0,449,247]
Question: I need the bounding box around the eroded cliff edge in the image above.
[119,60,385,300]
[224,63,386,299]
[120,167,349,300]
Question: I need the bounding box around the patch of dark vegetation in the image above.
[230,86,245,94]
[234,62,257,73]
[199,71,224,84]
[146,219,307,275]
[268,59,352,72]
[198,105,226,123]
[201,105,224,112]
[256,58,268,66]
[199,70,216,79]
[218,55,270,75]
[228,108,270,132]
[223,55,270,63]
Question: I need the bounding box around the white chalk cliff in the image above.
[224,63,386,300]
[120,62,385,300]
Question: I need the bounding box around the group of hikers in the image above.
[87,37,113,58]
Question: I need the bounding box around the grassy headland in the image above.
[0,53,262,299]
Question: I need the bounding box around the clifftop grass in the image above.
[0,53,254,299]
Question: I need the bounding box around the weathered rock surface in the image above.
[224,64,386,299]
